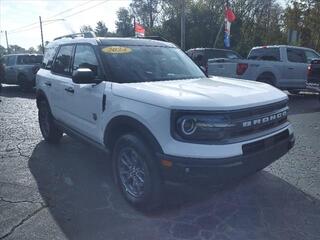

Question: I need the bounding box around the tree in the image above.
[9,45,26,54]
[27,47,37,54]
[0,45,6,57]
[95,21,108,37]
[130,0,160,29]
[80,25,93,33]
[116,8,134,37]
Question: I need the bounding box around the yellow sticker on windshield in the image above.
[102,46,132,54]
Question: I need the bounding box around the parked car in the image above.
[36,33,294,210]
[306,59,320,100]
[186,48,242,73]
[1,54,43,90]
[207,45,320,93]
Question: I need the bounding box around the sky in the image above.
[0,0,287,49]
[0,0,131,49]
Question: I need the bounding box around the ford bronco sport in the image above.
[36,33,295,210]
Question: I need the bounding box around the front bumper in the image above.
[158,130,295,183]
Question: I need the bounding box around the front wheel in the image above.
[38,101,63,143]
[113,133,163,211]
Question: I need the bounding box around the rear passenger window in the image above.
[42,46,58,69]
[52,45,73,76]
[7,56,15,66]
[305,50,320,64]
[248,48,280,61]
[73,45,99,77]
[287,48,307,63]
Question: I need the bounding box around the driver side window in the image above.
[73,45,100,77]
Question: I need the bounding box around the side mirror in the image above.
[72,68,99,84]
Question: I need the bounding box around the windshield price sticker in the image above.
[102,46,132,54]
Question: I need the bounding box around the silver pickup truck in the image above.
[1,54,43,90]
[207,45,320,92]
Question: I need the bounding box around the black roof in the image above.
[98,38,175,47]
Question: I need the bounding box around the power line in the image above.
[6,0,93,33]
[8,0,111,35]
[57,0,110,20]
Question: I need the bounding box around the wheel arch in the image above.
[256,71,277,85]
[36,89,49,109]
[104,115,163,154]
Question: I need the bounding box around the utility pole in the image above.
[39,16,44,54]
[133,16,136,37]
[180,0,186,51]
[5,31,10,54]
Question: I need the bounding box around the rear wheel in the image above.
[257,73,276,86]
[113,133,163,211]
[38,101,63,143]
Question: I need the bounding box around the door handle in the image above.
[65,87,74,94]
[45,82,51,87]
[288,67,294,70]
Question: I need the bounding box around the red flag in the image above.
[225,7,236,22]
[135,23,145,37]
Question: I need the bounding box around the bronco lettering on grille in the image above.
[242,110,287,128]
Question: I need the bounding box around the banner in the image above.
[135,23,145,37]
[224,4,236,48]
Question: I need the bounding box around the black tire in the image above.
[113,133,163,211]
[38,100,63,143]
[288,90,300,95]
[257,73,276,86]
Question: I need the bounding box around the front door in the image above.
[67,44,107,141]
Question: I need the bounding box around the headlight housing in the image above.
[171,105,289,144]
[172,112,235,143]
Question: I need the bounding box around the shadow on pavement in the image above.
[288,93,320,115]
[0,85,35,99]
[29,136,320,240]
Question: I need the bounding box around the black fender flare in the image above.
[36,89,49,109]
[104,115,163,154]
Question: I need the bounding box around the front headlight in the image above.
[173,113,235,142]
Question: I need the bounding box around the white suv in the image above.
[36,33,295,210]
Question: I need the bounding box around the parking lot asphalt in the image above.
[0,85,320,240]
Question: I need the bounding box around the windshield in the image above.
[17,55,43,65]
[101,46,205,83]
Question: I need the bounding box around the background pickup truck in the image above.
[1,54,43,90]
[207,45,320,92]
[307,59,320,97]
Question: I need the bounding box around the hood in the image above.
[112,77,288,111]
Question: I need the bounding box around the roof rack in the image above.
[54,31,96,41]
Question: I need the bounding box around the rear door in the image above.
[68,44,107,140]
[4,56,17,83]
[50,44,75,124]
[284,48,308,89]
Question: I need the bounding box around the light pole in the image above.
[39,17,65,54]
